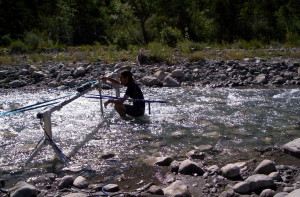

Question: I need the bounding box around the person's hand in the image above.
[104,100,111,108]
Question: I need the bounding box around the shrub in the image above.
[160,26,182,47]
[238,40,263,49]
[1,34,12,46]
[24,32,43,50]
[147,42,173,63]
[188,51,206,62]
[178,41,207,53]
[285,32,300,47]
[114,32,131,50]
[9,40,27,53]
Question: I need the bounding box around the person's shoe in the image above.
[121,116,133,121]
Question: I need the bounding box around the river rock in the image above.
[170,160,180,173]
[162,180,191,197]
[260,188,275,197]
[219,189,236,197]
[62,193,88,197]
[274,192,289,197]
[58,175,75,189]
[171,69,185,78]
[163,76,180,87]
[256,74,267,84]
[10,181,39,197]
[178,159,205,176]
[221,163,240,178]
[147,185,164,195]
[28,65,38,74]
[142,76,161,86]
[103,184,119,192]
[0,70,8,78]
[155,156,173,166]
[32,71,45,78]
[186,150,205,159]
[245,174,275,191]
[207,165,220,175]
[283,71,293,80]
[9,80,23,88]
[73,176,88,189]
[154,70,167,81]
[254,159,276,175]
[268,171,282,181]
[73,67,85,77]
[233,181,251,194]
[286,188,300,197]
[282,138,300,157]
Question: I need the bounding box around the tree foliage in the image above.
[0,0,299,47]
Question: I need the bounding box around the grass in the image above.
[0,42,299,67]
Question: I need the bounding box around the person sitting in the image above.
[100,70,145,120]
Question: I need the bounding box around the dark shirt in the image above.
[125,81,145,109]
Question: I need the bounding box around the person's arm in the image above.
[100,77,122,86]
[104,95,129,108]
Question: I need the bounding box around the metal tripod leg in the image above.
[25,139,46,165]
[26,111,69,166]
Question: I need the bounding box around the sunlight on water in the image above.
[1,87,300,173]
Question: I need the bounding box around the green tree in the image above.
[41,0,75,44]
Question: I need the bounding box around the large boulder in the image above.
[142,76,161,86]
[286,188,300,197]
[245,174,275,192]
[282,138,300,157]
[221,163,240,178]
[10,181,39,197]
[254,160,276,175]
[178,159,205,176]
[233,181,251,194]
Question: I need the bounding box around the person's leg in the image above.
[114,103,126,118]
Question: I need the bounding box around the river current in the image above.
[1,87,300,179]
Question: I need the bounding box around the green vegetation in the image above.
[0,0,299,49]
[0,43,299,67]
[0,0,299,66]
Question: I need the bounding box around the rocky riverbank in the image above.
[0,56,300,89]
[1,138,300,197]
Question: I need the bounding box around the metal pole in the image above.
[97,64,104,115]
[43,111,52,140]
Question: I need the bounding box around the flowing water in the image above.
[1,87,300,182]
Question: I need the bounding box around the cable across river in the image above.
[85,94,168,103]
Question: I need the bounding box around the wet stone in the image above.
[103,184,119,192]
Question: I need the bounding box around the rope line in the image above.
[85,94,168,103]
[0,101,60,117]
[100,164,132,196]
[0,95,71,117]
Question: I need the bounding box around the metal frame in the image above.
[25,80,120,166]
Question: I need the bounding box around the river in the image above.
[1,86,300,183]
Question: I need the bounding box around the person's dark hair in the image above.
[120,70,134,82]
